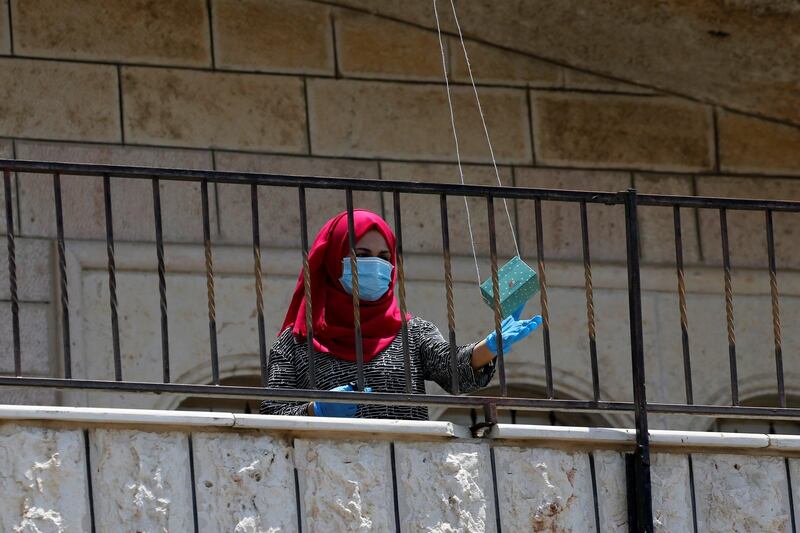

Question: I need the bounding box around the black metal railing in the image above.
[3,159,800,531]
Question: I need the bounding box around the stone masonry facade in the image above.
[3,414,800,531]
[1,1,800,426]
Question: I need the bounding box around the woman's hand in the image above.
[471,307,543,369]
[309,384,372,417]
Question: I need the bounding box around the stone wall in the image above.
[1,407,800,532]
[0,1,800,424]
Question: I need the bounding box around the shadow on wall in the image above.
[175,377,613,427]
[177,375,262,414]
[712,394,800,435]
[432,383,612,427]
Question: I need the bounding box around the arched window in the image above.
[711,395,800,435]
[177,375,262,414]
[433,384,610,427]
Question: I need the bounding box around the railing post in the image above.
[623,188,653,532]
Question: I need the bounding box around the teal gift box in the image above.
[479,256,540,319]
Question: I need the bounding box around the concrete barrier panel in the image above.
[295,438,394,532]
[395,441,496,533]
[0,425,89,531]
[193,432,298,532]
[90,428,194,531]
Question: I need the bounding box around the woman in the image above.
[260,209,541,420]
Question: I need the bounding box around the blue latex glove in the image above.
[312,384,372,417]
[485,306,543,356]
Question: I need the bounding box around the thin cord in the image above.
[433,0,482,287]
[448,0,520,258]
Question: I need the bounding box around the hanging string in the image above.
[433,0,482,287]
[447,0,521,259]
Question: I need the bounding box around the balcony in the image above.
[1,159,800,531]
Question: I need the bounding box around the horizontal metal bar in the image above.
[648,402,800,420]
[638,193,800,212]
[4,379,800,420]
[0,376,634,413]
[5,160,800,211]
[1,159,621,203]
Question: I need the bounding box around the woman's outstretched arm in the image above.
[417,319,495,395]
[470,341,496,369]
[471,311,543,368]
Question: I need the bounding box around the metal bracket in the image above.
[470,403,498,438]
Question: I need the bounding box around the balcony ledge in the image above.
[2,405,800,452]
[0,404,470,439]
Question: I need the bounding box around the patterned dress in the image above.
[260,317,495,420]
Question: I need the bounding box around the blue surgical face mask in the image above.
[339,257,393,301]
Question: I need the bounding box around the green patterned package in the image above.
[479,256,540,319]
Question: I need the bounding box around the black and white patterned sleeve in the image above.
[415,319,495,394]
[259,336,310,417]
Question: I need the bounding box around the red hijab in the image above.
[281,209,409,362]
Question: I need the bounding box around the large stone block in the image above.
[693,453,791,532]
[659,291,800,409]
[0,302,51,376]
[193,432,298,532]
[215,152,381,246]
[641,291,698,407]
[295,439,394,532]
[672,290,728,405]
[394,441,496,532]
[91,429,194,531]
[0,238,51,302]
[590,451,628,532]
[12,0,211,66]
[515,168,630,263]
[0,0,8,54]
[213,0,333,74]
[650,453,694,532]
[307,79,531,163]
[16,141,216,242]
[451,39,562,88]
[718,111,800,175]
[380,162,518,259]
[648,308,696,414]
[336,11,442,80]
[494,447,596,531]
[532,93,713,171]
[532,286,640,403]
[122,68,307,152]
[696,176,800,269]
[788,459,800,528]
[635,173,702,265]
[0,58,120,142]
[0,426,89,531]
[77,264,298,399]
[644,284,800,411]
